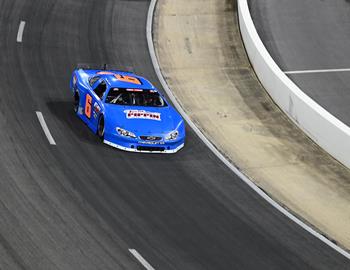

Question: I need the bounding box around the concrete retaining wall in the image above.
[238,0,350,168]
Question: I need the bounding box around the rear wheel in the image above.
[97,116,105,140]
[73,91,79,113]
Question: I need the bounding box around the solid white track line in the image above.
[285,68,350,74]
[16,21,26,43]
[147,0,350,260]
[36,111,56,145]
[129,249,155,270]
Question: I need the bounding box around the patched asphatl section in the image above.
[154,0,350,248]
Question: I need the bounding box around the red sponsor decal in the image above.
[124,110,161,121]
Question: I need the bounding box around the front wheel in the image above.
[97,116,105,140]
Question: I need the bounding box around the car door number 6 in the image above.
[85,94,92,118]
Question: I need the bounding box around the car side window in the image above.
[93,81,107,99]
[89,76,100,87]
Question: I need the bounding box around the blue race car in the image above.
[70,66,185,153]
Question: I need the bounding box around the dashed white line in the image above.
[285,68,350,75]
[16,21,26,43]
[36,111,56,145]
[129,249,155,270]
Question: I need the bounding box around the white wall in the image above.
[238,0,350,168]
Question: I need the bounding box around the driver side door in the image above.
[84,79,106,133]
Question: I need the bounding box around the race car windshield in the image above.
[105,88,167,107]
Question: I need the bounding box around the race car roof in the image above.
[95,70,155,90]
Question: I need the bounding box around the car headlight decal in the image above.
[166,130,179,140]
[116,127,136,138]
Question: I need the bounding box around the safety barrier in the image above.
[238,0,350,168]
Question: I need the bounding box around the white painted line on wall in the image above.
[36,111,56,145]
[147,0,350,260]
[16,21,26,43]
[129,249,155,270]
[285,68,350,75]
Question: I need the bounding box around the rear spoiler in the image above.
[76,63,134,73]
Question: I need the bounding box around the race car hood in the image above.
[104,104,183,134]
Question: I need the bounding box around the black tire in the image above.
[73,91,79,113]
[97,116,105,140]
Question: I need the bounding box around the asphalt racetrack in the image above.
[249,0,350,126]
[0,0,349,269]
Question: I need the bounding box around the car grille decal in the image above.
[140,136,162,141]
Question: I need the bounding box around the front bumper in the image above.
[103,133,184,153]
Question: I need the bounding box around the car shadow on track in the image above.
[46,100,101,146]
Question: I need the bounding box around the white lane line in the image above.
[147,0,350,260]
[129,249,155,270]
[285,68,350,75]
[36,111,56,145]
[16,21,26,43]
